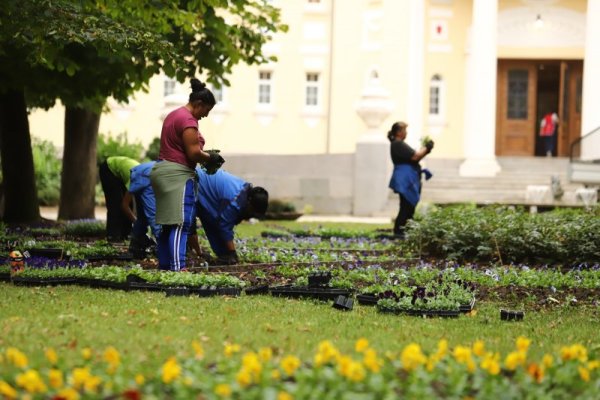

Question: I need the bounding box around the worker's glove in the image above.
[217,250,239,265]
[204,150,225,175]
[425,140,434,152]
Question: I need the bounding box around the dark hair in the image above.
[249,186,269,216]
[189,78,216,106]
[387,121,408,142]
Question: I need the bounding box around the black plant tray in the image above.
[81,278,129,290]
[244,285,270,296]
[356,293,379,306]
[270,285,352,301]
[165,287,191,297]
[408,309,460,318]
[86,253,133,262]
[27,248,70,259]
[377,305,401,315]
[128,282,165,292]
[459,298,476,313]
[185,285,241,297]
[12,277,77,286]
[0,272,11,282]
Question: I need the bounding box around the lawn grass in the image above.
[2,283,598,375]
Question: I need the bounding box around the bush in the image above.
[145,137,161,161]
[268,199,296,213]
[32,138,62,206]
[407,205,600,264]
[97,132,145,165]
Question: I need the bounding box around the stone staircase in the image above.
[379,156,593,215]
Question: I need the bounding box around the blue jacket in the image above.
[195,169,250,256]
[129,162,160,238]
[389,164,421,207]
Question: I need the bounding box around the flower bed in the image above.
[1,337,598,398]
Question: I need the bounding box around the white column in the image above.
[405,0,425,149]
[581,0,600,160]
[353,71,393,216]
[459,0,501,177]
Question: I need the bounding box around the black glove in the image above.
[204,150,225,175]
[217,250,238,265]
[425,140,434,152]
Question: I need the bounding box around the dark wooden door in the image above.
[558,61,583,157]
[496,60,537,156]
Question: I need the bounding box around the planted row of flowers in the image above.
[1,265,245,295]
[1,337,598,399]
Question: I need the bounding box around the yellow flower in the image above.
[236,368,252,388]
[472,340,485,357]
[224,343,241,357]
[281,355,301,376]
[183,376,193,386]
[347,361,366,382]
[278,391,293,400]
[81,348,93,361]
[135,374,145,386]
[271,369,281,380]
[401,343,427,371]
[242,352,263,382]
[436,339,449,359]
[192,340,204,359]
[527,363,544,383]
[6,347,28,368]
[453,346,472,364]
[578,366,590,382]
[560,344,588,362]
[588,360,600,370]
[363,348,383,373]
[103,347,120,368]
[480,352,500,375]
[56,387,80,400]
[71,367,92,390]
[161,357,181,384]
[0,381,18,399]
[504,351,526,371]
[215,383,232,397]
[83,375,102,393]
[516,336,531,352]
[48,369,63,389]
[45,348,58,365]
[355,338,369,353]
[314,341,339,367]
[16,369,47,394]
[259,347,273,362]
[542,354,553,368]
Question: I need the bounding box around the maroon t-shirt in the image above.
[158,106,205,169]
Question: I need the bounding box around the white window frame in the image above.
[258,71,273,106]
[428,74,445,123]
[163,78,177,97]
[305,72,320,108]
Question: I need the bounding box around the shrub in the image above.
[268,199,296,213]
[97,132,145,165]
[32,138,62,206]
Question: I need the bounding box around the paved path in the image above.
[40,206,390,224]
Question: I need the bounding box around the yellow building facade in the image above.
[29,0,599,171]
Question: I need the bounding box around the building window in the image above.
[210,84,224,103]
[258,71,272,105]
[307,0,320,3]
[428,74,443,116]
[164,78,176,97]
[507,69,528,119]
[305,73,320,107]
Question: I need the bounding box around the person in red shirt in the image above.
[539,112,559,157]
[150,78,225,271]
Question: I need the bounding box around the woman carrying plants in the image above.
[151,78,225,271]
[387,122,434,239]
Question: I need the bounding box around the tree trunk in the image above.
[0,89,41,224]
[58,106,100,220]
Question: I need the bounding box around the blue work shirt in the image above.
[129,161,161,238]
[195,169,250,256]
